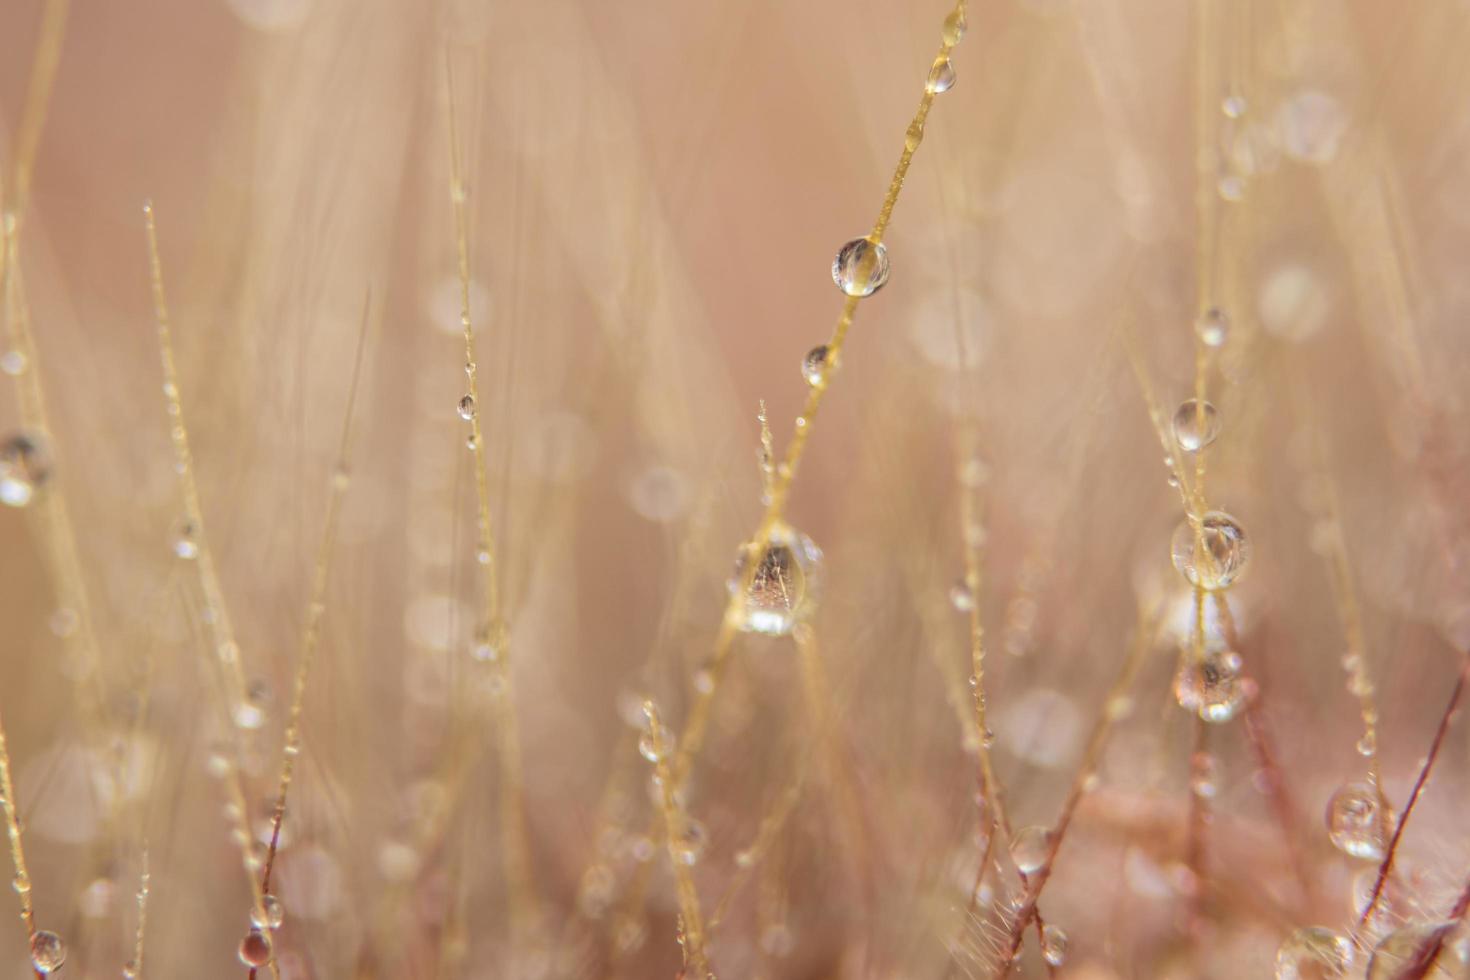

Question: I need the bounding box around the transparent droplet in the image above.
[1326,781,1390,860]
[11,873,29,895]
[30,931,66,973]
[926,56,956,94]
[728,521,824,636]
[172,518,200,560]
[637,732,664,764]
[238,929,272,968]
[251,894,286,930]
[1195,308,1229,348]
[234,681,270,730]
[470,619,508,663]
[1041,924,1069,967]
[1174,650,1246,723]
[1275,926,1353,980]
[802,345,830,386]
[1172,399,1221,453]
[942,8,967,44]
[1357,732,1377,758]
[0,350,25,376]
[1367,922,1460,980]
[123,959,139,978]
[831,238,890,298]
[1218,174,1246,202]
[949,580,975,612]
[1221,94,1248,119]
[1009,825,1051,874]
[1170,511,1251,590]
[457,394,475,421]
[1190,751,1220,798]
[0,431,50,508]
[672,819,708,866]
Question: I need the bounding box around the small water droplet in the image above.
[0,431,50,508]
[1195,308,1230,348]
[1190,751,1220,798]
[949,580,975,612]
[234,682,270,730]
[123,959,139,978]
[1218,174,1246,202]
[638,732,664,764]
[831,238,891,298]
[238,929,272,967]
[0,350,25,376]
[1174,650,1246,723]
[1326,780,1390,860]
[457,394,476,421]
[1009,825,1051,874]
[250,894,286,930]
[12,873,29,895]
[1275,926,1353,980]
[30,931,66,973]
[728,521,824,636]
[470,619,507,663]
[1357,733,1377,758]
[672,819,708,866]
[802,345,830,386]
[1170,511,1250,590]
[1172,399,1221,453]
[1221,94,1248,119]
[926,56,957,94]
[172,518,200,560]
[1040,924,1069,967]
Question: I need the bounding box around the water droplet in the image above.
[832,238,890,298]
[465,433,477,450]
[1195,308,1230,348]
[238,929,272,967]
[672,819,708,866]
[1357,733,1377,758]
[0,432,50,508]
[734,847,756,868]
[728,521,824,636]
[802,345,830,386]
[251,894,286,930]
[457,394,475,421]
[1326,781,1390,860]
[30,931,66,973]
[0,350,25,376]
[942,8,967,44]
[172,518,200,560]
[1277,89,1349,166]
[1275,926,1353,980]
[1366,922,1457,980]
[949,580,976,612]
[234,683,269,730]
[123,959,139,978]
[1009,825,1051,874]
[1174,650,1246,723]
[637,732,664,764]
[1170,511,1251,590]
[12,873,29,894]
[470,619,508,663]
[1041,924,1069,967]
[1190,751,1220,798]
[1172,399,1221,453]
[1221,94,1248,119]
[926,56,956,94]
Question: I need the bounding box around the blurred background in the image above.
[1,0,1470,976]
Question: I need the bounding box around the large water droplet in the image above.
[1172,399,1221,453]
[1275,926,1353,980]
[832,238,890,298]
[1171,511,1251,590]
[728,521,823,636]
[926,56,956,94]
[250,894,286,930]
[1326,780,1390,860]
[1040,924,1069,967]
[1009,825,1051,874]
[0,432,50,508]
[29,931,66,973]
[1174,650,1246,723]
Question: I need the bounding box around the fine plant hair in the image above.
[5,0,1470,978]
